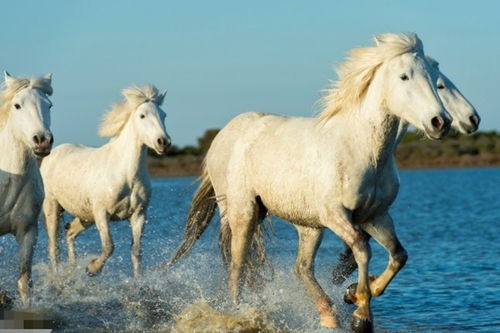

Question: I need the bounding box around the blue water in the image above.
[0,168,499,332]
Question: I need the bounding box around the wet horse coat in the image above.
[41,85,169,278]
[163,33,453,331]
[330,57,481,286]
[0,72,53,302]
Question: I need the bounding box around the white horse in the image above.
[330,55,480,286]
[41,85,170,278]
[162,33,452,332]
[0,71,53,302]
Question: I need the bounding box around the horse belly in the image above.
[258,191,321,228]
[57,195,95,222]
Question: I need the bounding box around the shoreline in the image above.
[148,156,500,178]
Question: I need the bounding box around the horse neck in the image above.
[0,120,38,176]
[333,80,401,170]
[106,121,148,180]
[395,121,409,147]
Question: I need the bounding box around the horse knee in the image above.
[392,245,408,270]
[293,260,311,279]
[352,239,371,265]
[104,243,114,256]
[131,245,141,257]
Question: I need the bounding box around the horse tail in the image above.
[219,201,273,289]
[159,168,216,269]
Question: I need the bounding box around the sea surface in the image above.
[0,168,499,332]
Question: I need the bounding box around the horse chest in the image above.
[0,174,43,232]
[108,183,148,220]
[342,170,397,223]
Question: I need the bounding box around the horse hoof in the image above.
[319,314,339,329]
[85,266,102,277]
[344,282,358,304]
[0,290,13,310]
[86,267,101,277]
[352,315,374,333]
[85,260,102,277]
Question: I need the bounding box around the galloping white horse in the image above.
[331,56,481,286]
[162,33,452,332]
[41,85,170,278]
[0,72,54,302]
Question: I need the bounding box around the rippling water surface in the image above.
[1,168,499,332]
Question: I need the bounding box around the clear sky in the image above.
[1,1,499,147]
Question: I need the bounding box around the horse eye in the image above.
[437,84,445,90]
[14,103,21,110]
[400,74,409,81]
[140,114,145,119]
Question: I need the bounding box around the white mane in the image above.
[99,84,164,137]
[319,32,424,121]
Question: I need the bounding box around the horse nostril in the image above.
[469,115,480,127]
[431,116,444,130]
[33,135,46,144]
[157,138,165,147]
[49,135,54,145]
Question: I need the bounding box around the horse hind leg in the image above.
[43,197,62,272]
[65,218,91,268]
[225,198,260,303]
[294,225,339,328]
[16,224,37,303]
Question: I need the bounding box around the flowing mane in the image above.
[0,76,53,128]
[99,84,164,137]
[319,32,424,121]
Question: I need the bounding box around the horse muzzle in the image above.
[153,136,171,155]
[33,132,53,157]
[459,114,480,134]
[424,114,452,140]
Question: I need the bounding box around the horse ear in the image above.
[159,89,168,104]
[374,35,383,46]
[4,71,15,87]
[44,73,53,84]
[426,56,439,70]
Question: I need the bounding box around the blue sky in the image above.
[1,1,499,146]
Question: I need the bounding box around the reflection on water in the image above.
[0,168,499,332]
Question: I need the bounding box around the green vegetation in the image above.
[148,129,500,177]
[396,130,500,168]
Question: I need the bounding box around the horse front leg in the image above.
[16,224,37,303]
[361,213,407,297]
[86,212,113,276]
[332,229,370,285]
[294,225,339,329]
[129,210,146,279]
[322,207,373,333]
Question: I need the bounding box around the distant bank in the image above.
[148,129,500,177]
